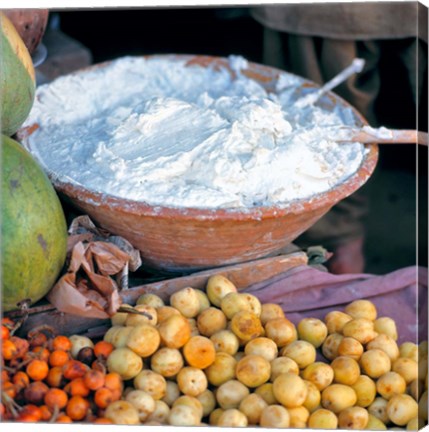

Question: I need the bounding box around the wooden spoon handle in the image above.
[348,129,428,146]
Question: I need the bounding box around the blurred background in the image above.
[34,6,427,275]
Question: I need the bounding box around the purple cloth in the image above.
[244,265,427,344]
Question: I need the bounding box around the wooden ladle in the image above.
[337,127,428,146]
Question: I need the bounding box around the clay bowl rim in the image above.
[18,53,379,222]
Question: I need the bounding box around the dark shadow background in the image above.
[53,7,427,274]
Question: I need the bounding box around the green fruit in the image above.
[1,135,67,311]
[0,12,36,136]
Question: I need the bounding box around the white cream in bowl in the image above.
[23,55,367,209]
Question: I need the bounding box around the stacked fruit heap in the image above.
[2,274,427,428]
[1,320,123,423]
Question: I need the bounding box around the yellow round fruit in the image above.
[105,400,140,425]
[158,314,191,349]
[360,349,391,378]
[177,367,208,397]
[230,310,264,343]
[301,362,334,391]
[168,404,201,426]
[376,371,407,400]
[324,310,353,334]
[392,357,418,384]
[107,347,143,380]
[374,316,398,340]
[156,306,180,323]
[368,397,389,424]
[302,380,322,413]
[217,408,248,427]
[238,393,268,425]
[321,384,357,413]
[255,382,278,405]
[272,373,308,408]
[288,405,310,428]
[194,289,211,314]
[197,307,227,337]
[264,317,297,347]
[206,274,237,307]
[183,335,216,369]
[270,356,300,381]
[260,303,285,325]
[196,389,216,418]
[386,394,418,426]
[338,406,369,429]
[162,380,180,407]
[236,354,271,388]
[331,356,361,385]
[337,336,364,361]
[136,293,164,308]
[366,413,388,430]
[150,347,184,377]
[351,375,377,407]
[244,337,278,362]
[126,323,160,357]
[125,389,156,422]
[345,299,377,321]
[147,400,170,424]
[216,380,250,409]
[170,287,200,318]
[259,405,290,427]
[322,333,344,360]
[342,318,377,344]
[210,329,240,355]
[308,408,338,429]
[205,352,237,386]
[297,317,328,348]
[367,334,400,361]
[133,370,167,400]
[281,340,316,369]
[172,395,203,419]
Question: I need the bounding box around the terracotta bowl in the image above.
[18,55,378,272]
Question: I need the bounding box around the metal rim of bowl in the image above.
[19,54,379,221]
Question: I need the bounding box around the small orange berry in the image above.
[1,370,9,383]
[2,339,17,360]
[1,325,10,340]
[20,405,43,421]
[46,366,64,388]
[84,369,105,391]
[93,341,114,359]
[2,381,16,398]
[10,336,30,359]
[12,371,30,391]
[16,413,40,422]
[26,359,49,381]
[24,381,49,405]
[94,417,113,424]
[66,395,90,421]
[29,332,48,348]
[44,388,68,410]
[52,335,72,352]
[56,413,73,423]
[39,405,52,421]
[49,350,69,367]
[64,377,90,397]
[94,387,114,409]
[62,359,88,380]
[104,372,123,393]
[32,346,50,362]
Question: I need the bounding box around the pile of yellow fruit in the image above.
[100,274,427,428]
